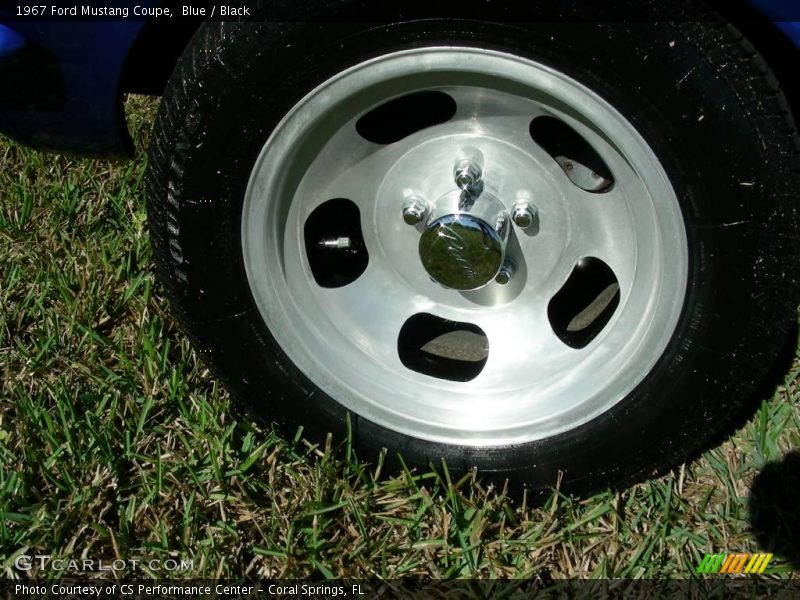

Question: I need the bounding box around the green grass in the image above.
[0,95,798,579]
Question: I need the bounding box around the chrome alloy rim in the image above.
[242,47,688,446]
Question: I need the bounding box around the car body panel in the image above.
[748,0,800,46]
[0,12,155,156]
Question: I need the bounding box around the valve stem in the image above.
[318,237,352,249]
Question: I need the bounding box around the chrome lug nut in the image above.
[402,196,430,226]
[453,159,483,193]
[495,261,515,285]
[511,201,538,229]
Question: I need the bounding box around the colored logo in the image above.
[696,553,773,575]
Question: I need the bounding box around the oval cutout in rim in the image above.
[398,313,488,382]
[530,116,614,192]
[304,198,368,288]
[356,91,457,144]
[548,257,620,349]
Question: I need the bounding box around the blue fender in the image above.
[0,10,156,156]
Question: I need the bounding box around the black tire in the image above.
[146,2,800,493]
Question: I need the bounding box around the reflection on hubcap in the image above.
[418,185,511,291]
[419,214,504,290]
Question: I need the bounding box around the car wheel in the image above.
[146,5,799,492]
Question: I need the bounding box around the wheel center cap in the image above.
[418,189,510,291]
[419,214,504,290]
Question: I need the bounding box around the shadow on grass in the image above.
[749,451,800,569]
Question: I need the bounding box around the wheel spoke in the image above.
[459,306,576,385]
[297,121,409,212]
[309,255,426,370]
[560,181,637,293]
[446,85,550,122]
[496,116,573,171]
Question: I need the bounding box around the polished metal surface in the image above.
[402,196,430,225]
[241,48,689,446]
[495,260,515,285]
[419,214,504,290]
[453,158,483,196]
[417,188,511,290]
[511,200,537,229]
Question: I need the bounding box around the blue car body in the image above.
[0,1,798,158]
[0,19,155,156]
[749,0,800,43]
